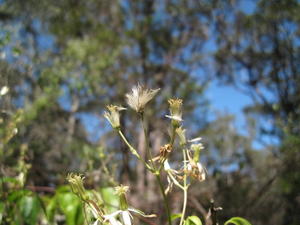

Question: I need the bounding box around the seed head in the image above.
[125,84,160,113]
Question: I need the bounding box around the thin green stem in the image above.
[170,125,176,146]
[140,113,172,225]
[140,113,156,171]
[118,130,152,171]
[155,173,172,225]
[179,148,188,225]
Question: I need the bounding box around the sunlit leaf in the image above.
[184,216,203,225]
[225,217,252,225]
[171,213,182,221]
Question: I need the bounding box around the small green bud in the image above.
[67,173,88,200]
[104,105,126,129]
[166,98,183,127]
[191,143,204,162]
[115,185,129,210]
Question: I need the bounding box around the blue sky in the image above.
[1,0,264,149]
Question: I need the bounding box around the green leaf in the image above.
[8,190,30,202]
[0,202,4,224]
[171,213,182,221]
[100,187,119,213]
[185,216,203,225]
[43,195,57,223]
[57,191,83,225]
[225,217,252,225]
[18,195,41,225]
[0,176,19,184]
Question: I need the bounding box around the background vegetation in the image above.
[0,0,299,224]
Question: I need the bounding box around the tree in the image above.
[0,0,213,223]
[213,0,300,224]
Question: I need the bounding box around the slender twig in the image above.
[118,130,152,171]
[140,113,156,171]
[155,173,172,225]
[179,148,188,225]
[140,113,172,225]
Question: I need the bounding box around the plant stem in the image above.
[140,113,156,171]
[155,173,172,225]
[140,113,172,225]
[118,130,152,171]
[179,148,188,225]
[170,125,176,146]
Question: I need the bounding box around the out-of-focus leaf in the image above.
[0,176,19,184]
[0,202,4,224]
[8,190,30,202]
[12,46,22,56]
[100,187,119,213]
[184,216,202,225]
[44,196,57,223]
[18,195,41,225]
[225,217,252,225]
[57,191,83,225]
[171,213,182,221]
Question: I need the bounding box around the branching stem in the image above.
[155,173,172,225]
[118,130,152,171]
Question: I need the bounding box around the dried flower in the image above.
[152,144,172,163]
[186,151,206,182]
[165,98,183,126]
[125,84,160,113]
[104,105,126,129]
[163,160,181,194]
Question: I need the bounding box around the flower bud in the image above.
[115,185,129,210]
[66,173,88,200]
[165,98,183,127]
[104,105,126,129]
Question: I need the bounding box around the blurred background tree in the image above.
[213,0,300,224]
[0,0,299,225]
